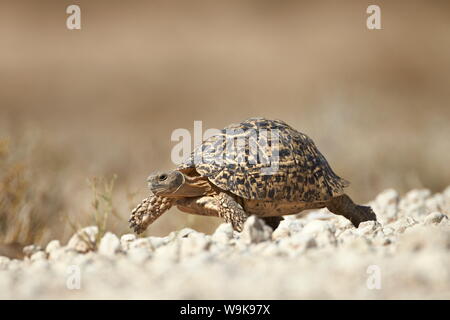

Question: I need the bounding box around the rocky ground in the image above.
[0,187,449,299]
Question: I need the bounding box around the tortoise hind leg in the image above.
[262,216,283,230]
[326,194,377,227]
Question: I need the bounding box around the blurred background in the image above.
[1,0,449,255]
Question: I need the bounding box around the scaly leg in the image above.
[216,192,249,232]
[326,194,377,227]
[129,194,173,234]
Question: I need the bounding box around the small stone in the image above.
[7,259,21,271]
[29,259,50,271]
[120,234,137,251]
[285,219,304,234]
[444,185,450,197]
[382,227,395,236]
[424,212,448,225]
[127,248,152,264]
[0,256,10,270]
[23,245,42,258]
[302,220,335,236]
[388,217,418,233]
[355,221,382,236]
[305,208,334,222]
[30,251,47,262]
[129,238,154,251]
[344,236,373,252]
[241,216,273,244]
[271,223,290,240]
[153,241,180,262]
[168,228,197,241]
[98,232,121,256]
[373,189,400,222]
[67,226,99,253]
[180,233,211,257]
[212,223,234,244]
[404,189,432,204]
[337,228,356,240]
[260,243,282,256]
[397,225,450,252]
[45,240,61,254]
[334,216,354,230]
[48,247,68,261]
[425,194,445,213]
[373,236,392,246]
[377,189,400,206]
[399,189,431,217]
[293,233,317,249]
[148,237,168,249]
[279,233,317,252]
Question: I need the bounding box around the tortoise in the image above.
[129,118,376,233]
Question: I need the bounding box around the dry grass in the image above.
[0,135,67,257]
[0,0,449,256]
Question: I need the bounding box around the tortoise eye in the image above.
[159,174,168,181]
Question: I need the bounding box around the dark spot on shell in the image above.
[241,123,254,129]
[279,149,291,157]
[257,119,270,127]
[275,175,283,182]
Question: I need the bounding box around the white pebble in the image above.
[30,251,47,262]
[120,234,137,251]
[67,226,98,253]
[23,245,42,258]
[98,232,121,256]
[212,223,234,244]
[45,240,61,254]
[241,216,273,244]
[424,212,448,225]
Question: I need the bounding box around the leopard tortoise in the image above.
[129,118,376,233]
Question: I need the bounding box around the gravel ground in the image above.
[1,187,449,299]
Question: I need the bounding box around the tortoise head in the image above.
[147,170,185,196]
[147,169,211,198]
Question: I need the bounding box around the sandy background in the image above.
[0,0,449,254]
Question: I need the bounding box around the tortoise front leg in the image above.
[129,194,173,234]
[216,192,249,232]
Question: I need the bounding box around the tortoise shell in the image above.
[177,118,349,202]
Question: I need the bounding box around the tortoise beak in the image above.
[146,177,166,194]
[148,184,167,195]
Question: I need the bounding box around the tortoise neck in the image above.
[168,174,211,197]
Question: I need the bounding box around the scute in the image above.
[177,118,349,202]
